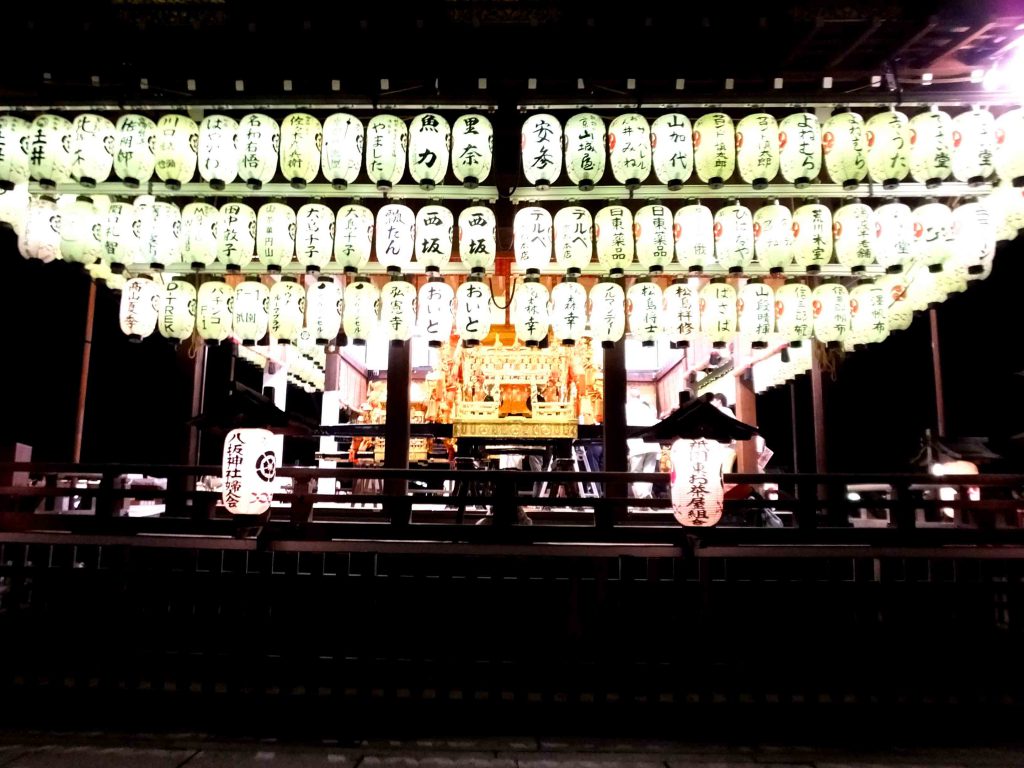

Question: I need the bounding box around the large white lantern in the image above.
[28,114,72,188]
[551,276,587,345]
[418,276,455,347]
[514,205,552,274]
[713,202,752,273]
[112,114,156,188]
[791,202,833,274]
[594,204,634,275]
[634,204,673,274]
[811,281,850,346]
[0,116,30,190]
[306,277,343,345]
[873,200,914,272]
[221,428,277,516]
[375,203,415,273]
[236,113,279,190]
[0,183,29,235]
[995,107,1024,186]
[903,262,945,311]
[159,279,196,343]
[627,278,662,347]
[736,113,779,189]
[380,278,418,343]
[952,107,995,185]
[119,277,160,341]
[588,279,626,347]
[673,203,714,272]
[196,279,234,344]
[553,205,592,274]
[521,113,562,188]
[103,200,141,272]
[822,110,867,189]
[295,203,334,273]
[651,113,693,190]
[334,204,374,273]
[778,112,821,187]
[512,276,551,346]
[563,112,606,191]
[181,202,218,269]
[365,114,407,191]
[738,279,774,348]
[911,201,954,269]
[342,276,380,345]
[216,202,257,271]
[415,204,454,273]
[693,112,735,188]
[154,114,198,190]
[833,202,876,272]
[608,113,652,189]
[408,113,451,190]
[70,114,115,187]
[662,278,699,348]
[909,107,954,187]
[875,272,913,331]
[865,109,910,188]
[752,200,793,273]
[950,198,996,279]
[139,200,182,270]
[849,279,889,348]
[269,276,306,344]
[774,280,813,345]
[455,275,492,346]
[18,195,61,262]
[256,202,296,272]
[233,278,270,345]
[197,114,239,190]
[699,278,738,347]
[670,438,727,527]
[321,113,363,190]
[280,113,322,189]
[451,114,493,188]
[60,195,105,266]
[458,205,496,274]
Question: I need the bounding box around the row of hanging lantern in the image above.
[522,106,1024,191]
[0,111,495,192]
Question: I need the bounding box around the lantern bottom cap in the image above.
[927,263,944,273]
[391,339,405,347]
[794,177,811,188]
[306,266,320,274]
[533,180,551,190]
[885,264,904,274]
[39,179,57,190]
[1013,176,1024,188]
[209,179,226,191]
[315,338,332,346]
[851,265,866,273]
[790,340,803,348]
[123,177,140,188]
[461,177,479,189]
[331,179,348,190]
[769,267,784,275]
[561,339,576,346]
[967,175,988,187]
[577,180,595,192]
[609,268,624,276]
[826,341,841,349]
[712,341,727,348]
[728,267,743,274]
[79,176,97,188]
[241,339,255,346]
[246,179,263,190]
[647,266,664,275]
[805,265,821,274]
[376,180,393,192]
[290,178,307,189]
[854,343,868,351]
[641,340,655,348]
[667,180,684,191]
[428,340,443,348]
[127,334,143,343]
[751,178,769,190]
[204,339,220,347]
[418,179,436,190]
[842,180,860,190]
[687,264,704,273]
[882,178,901,190]
[751,341,768,349]
[968,264,984,275]
[163,180,181,191]
[266,265,281,273]
[925,178,945,189]
[625,179,641,190]
[463,339,480,347]
[226,265,241,273]
[707,177,724,189]
[566,268,581,276]
[110,263,126,275]
[525,340,539,347]
[601,341,615,349]
[0,180,13,191]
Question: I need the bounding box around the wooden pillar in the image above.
[733,369,758,473]
[602,330,628,528]
[810,341,827,474]
[72,280,96,463]
[186,343,207,466]
[929,307,946,438]
[384,339,411,524]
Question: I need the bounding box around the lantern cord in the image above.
[490,276,515,310]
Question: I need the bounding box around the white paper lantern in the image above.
[138,200,181,269]
[418,276,455,347]
[651,113,693,190]
[875,272,913,331]
[563,112,606,191]
[909,107,954,187]
[451,114,493,188]
[736,113,779,189]
[295,203,334,273]
[306,277,343,345]
[551,277,587,345]
[69,113,115,187]
[595,205,634,274]
[673,203,714,272]
[221,428,277,516]
[334,204,374,273]
[413,204,454,273]
[873,201,913,272]
[512,277,551,346]
[951,107,995,185]
[634,204,673,274]
[236,113,280,190]
[256,202,295,272]
[158,279,196,342]
[455,275,492,346]
[588,280,626,347]
[903,262,945,311]
[661,278,698,348]
[865,109,910,188]
[849,279,889,348]
[60,195,105,266]
[181,202,218,269]
[18,195,61,262]
[111,114,156,188]
[791,203,833,274]
[28,114,72,188]
[988,181,1024,239]
[216,202,257,271]
[833,202,876,272]
[995,107,1024,186]
[553,205,592,274]
[118,277,160,341]
[458,205,496,274]
[0,116,30,190]
[197,114,239,190]
[233,278,270,345]
[0,183,29,236]
[379,278,418,343]
[822,110,867,189]
[699,279,737,347]
[811,281,850,346]
[408,113,451,190]
[693,112,735,187]
[196,280,234,344]
[102,200,141,271]
[713,203,753,272]
[670,438,727,527]
[752,201,793,273]
[522,113,562,188]
[365,114,407,191]
[321,113,363,190]
[513,206,552,274]
[280,113,322,189]
[627,278,662,347]
[774,281,813,345]
[778,112,821,187]
[911,201,954,268]
[608,113,652,189]
[950,199,996,279]
[269,277,306,344]
[342,276,380,345]
[154,114,198,190]
[375,203,415,273]
[738,279,774,348]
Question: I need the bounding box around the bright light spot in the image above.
[847,492,861,501]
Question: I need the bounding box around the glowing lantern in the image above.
[778,112,821,187]
[822,110,867,189]
[455,274,492,346]
[774,280,813,345]
[903,262,945,311]
[458,205,496,274]
[595,204,634,275]
[833,202,876,272]
[375,203,415,273]
[221,428,277,516]
[269,277,306,344]
[295,203,334,273]
[752,200,793,273]
[513,276,551,346]
[551,276,587,345]
[513,206,552,274]
[334,204,374,273]
[365,114,407,191]
[158,279,196,343]
[849,279,889,348]
[673,203,714,272]
[873,201,914,272]
[256,202,296,273]
[791,202,832,273]
[415,204,454,273]
[634,204,673,274]
[306,277,343,345]
[670,438,727,527]
[564,112,606,190]
[0,116,30,190]
[138,200,181,270]
[343,276,380,345]
[699,278,737,347]
[451,114,493,188]
[280,113,322,189]
[69,113,115,187]
[236,113,279,190]
[112,114,156,188]
[19,195,61,262]
[950,199,996,279]
[60,195,105,266]
[865,109,910,188]
[0,183,28,235]
[995,107,1024,186]
[627,278,662,347]
[588,279,626,347]
[196,280,234,344]
[118,277,160,341]
[521,113,562,188]
[662,278,698,348]
[608,113,652,189]
[875,272,913,331]
[949,107,994,186]
[693,112,735,188]
[216,202,257,271]
[736,113,779,189]
[408,113,451,190]
[103,200,141,272]
[911,201,954,269]
[811,281,850,346]
[379,277,418,343]
[181,202,218,269]
[553,205,593,275]
[651,113,693,190]
[233,278,270,345]
[713,202,752,273]
[28,114,72,188]
[738,279,774,348]
[154,114,198,190]
[418,275,455,347]
[909,107,953,187]
[321,113,363,190]
[196,114,239,190]
[988,181,1024,239]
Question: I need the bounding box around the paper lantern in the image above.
[551,276,587,345]
[911,201,954,269]
[216,202,257,271]
[588,279,626,347]
[59,195,105,266]
[627,278,662,347]
[903,262,945,311]
[158,279,196,343]
[197,114,239,190]
[0,183,29,235]
[455,275,492,346]
[334,204,374,273]
[232,278,270,345]
[138,200,181,269]
[673,203,714,272]
[950,199,996,278]
[774,280,813,345]
[522,113,562,188]
[375,203,415,273]
[342,276,380,345]
[849,279,889,348]
[236,113,280,190]
[111,114,156,188]
[811,281,850,346]
[181,202,219,269]
[380,278,418,343]
[608,113,651,189]
[269,276,306,344]
[18,195,61,262]
[306,277,343,345]
[736,113,779,189]
[514,206,552,274]
[512,277,551,346]
[713,202,752,273]
[660,278,698,349]
[873,201,913,272]
[417,276,455,347]
[778,112,821,187]
[988,181,1024,239]
[791,202,832,274]
[833,202,876,272]
[256,202,296,272]
[553,205,593,275]
[28,114,72,188]
[196,280,234,344]
[651,113,693,190]
[865,109,910,188]
[408,113,451,190]
[102,201,141,271]
[280,113,322,189]
[952,107,995,185]
[995,107,1024,186]
[458,205,496,274]
[321,113,363,190]
[693,112,735,188]
[154,114,198,190]
[699,278,737,347]
[221,428,277,516]
[822,110,867,189]
[563,112,606,191]
[295,203,334,273]
[69,113,115,187]
[875,272,913,331]
[365,114,407,191]
[634,204,673,274]
[909,107,953,188]
[752,201,793,273]
[0,116,30,190]
[594,204,634,275]
[670,438,726,527]
[738,279,774,348]
[415,204,454,273]
[118,277,160,341]
[451,114,493,188]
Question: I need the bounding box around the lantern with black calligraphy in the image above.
[418,275,455,347]
[673,203,714,272]
[950,198,996,280]
[452,114,493,188]
[588,279,626,348]
[873,200,913,273]
[551,275,587,345]
[903,262,945,311]
[849,279,889,348]
[415,204,453,274]
[865,108,910,189]
[651,113,693,190]
[521,113,562,189]
[158,279,196,343]
[28,114,72,189]
[18,195,61,262]
[216,202,256,272]
[0,183,28,236]
[236,113,279,190]
[995,108,1024,186]
[198,114,239,190]
[875,271,913,331]
[627,277,662,347]
[69,114,115,188]
[334,204,374,274]
[306,277,342,345]
[113,114,156,188]
[822,110,867,189]
[280,113,322,189]
[699,278,737,348]
[513,206,552,275]
[269,276,306,344]
[375,203,415,274]
[138,200,181,270]
[233,277,270,345]
[833,201,876,273]
[153,114,198,190]
[408,113,451,190]
[693,112,735,188]
[753,200,793,274]
[774,280,813,346]
[909,107,953,188]
[119,276,160,341]
[295,203,334,274]
[181,202,218,270]
[342,276,380,346]
[380,277,417,344]
[321,113,363,190]
[256,202,295,273]
[455,274,492,346]
[608,113,651,190]
[59,195,105,266]
[595,205,634,275]
[221,428,277,516]
[102,200,141,272]
[952,106,995,185]
[458,205,496,275]
[365,114,407,191]
[634,204,673,275]
[196,279,234,345]
[0,117,30,190]
[713,202,752,274]
[736,113,779,189]
[553,205,592,275]
[670,438,727,528]
[662,278,698,349]
[738,279,774,349]
[778,112,821,187]
[811,281,850,347]
[791,202,832,274]
[564,112,606,191]
[513,276,551,347]
[911,200,954,270]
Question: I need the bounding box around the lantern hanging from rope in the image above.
[458,205,496,274]
[833,201,876,273]
[651,113,693,190]
[865,108,910,189]
[551,275,587,345]
[673,202,714,272]
[236,113,279,190]
[811,280,850,347]
[196,279,234,345]
[221,428,277,516]
[595,204,634,275]
[736,113,779,189]
[514,205,553,274]
[70,113,115,188]
[693,112,735,188]
[513,275,551,347]
[713,202,752,273]
[995,107,1024,187]
[553,205,593,275]
[306,277,343,345]
[28,114,73,189]
[662,277,698,349]
[873,200,914,273]
[159,279,196,343]
[752,200,793,274]
[738,278,774,349]
[634,204,673,274]
[408,112,451,190]
[778,112,821,187]
[343,275,380,346]
[233,277,270,345]
[375,203,415,274]
[455,274,492,346]
[608,113,652,190]
[154,114,198,190]
[418,275,455,347]
[321,112,363,190]
[198,114,239,190]
[0,116,30,190]
[334,204,374,274]
[588,279,626,347]
[256,202,296,273]
[451,113,493,188]
[564,112,606,191]
[296,202,334,273]
[909,107,954,188]
[181,202,218,270]
[380,277,418,343]
[791,202,832,274]
[139,200,182,270]
[280,113,323,189]
[216,202,256,272]
[774,280,813,346]
[269,276,306,344]
[699,278,737,348]
[627,277,663,347]
[951,106,995,186]
[822,110,867,189]
[415,204,454,274]
[521,113,562,189]
[670,438,727,527]
[119,276,160,341]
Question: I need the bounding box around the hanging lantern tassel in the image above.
[221,428,278,516]
[670,437,727,527]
